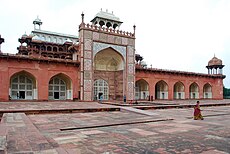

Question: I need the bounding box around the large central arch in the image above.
[94,47,124,100]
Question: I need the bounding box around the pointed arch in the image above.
[94,47,124,71]
[10,70,37,100]
[173,81,185,99]
[48,73,72,100]
[135,79,149,100]
[94,47,125,100]
[203,83,212,99]
[155,80,168,99]
[189,82,199,99]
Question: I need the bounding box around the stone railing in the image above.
[135,64,225,78]
[79,23,135,38]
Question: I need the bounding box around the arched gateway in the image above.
[79,10,136,101]
[94,48,124,100]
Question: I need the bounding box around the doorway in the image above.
[54,92,59,99]
[93,79,109,100]
[19,91,25,99]
[98,92,103,100]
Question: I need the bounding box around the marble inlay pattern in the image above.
[84,91,91,101]
[93,32,99,40]
[128,64,134,74]
[84,39,92,50]
[84,51,91,59]
[122,38,128,45]
[84,80,92,91]
[84,72,91,79]
[128,38,135,46]
[108,35,114,44]
[128,82,134,92]
[127,46,134,56]
[100,33,107,42]
[84,59,91,71]
[84,31,92,39]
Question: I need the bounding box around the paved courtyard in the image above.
[0,100,230,154]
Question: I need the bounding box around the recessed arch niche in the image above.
[93,47,124,100]
[155,80,168,99]
[10,71,37,100]
[135,79,149,100]
[48,73,72,100]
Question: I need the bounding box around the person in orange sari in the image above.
[194,101,204,120]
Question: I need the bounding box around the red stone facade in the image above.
[0,11,225,102]
[135,67,224,100]
[0,55,80,101]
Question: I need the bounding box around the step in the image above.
[1,113,54,153]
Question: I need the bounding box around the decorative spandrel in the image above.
[93,42,126,61]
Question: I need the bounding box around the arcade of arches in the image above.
[9,70,74,101]
[5,69,222,101]
[135,79,214,100]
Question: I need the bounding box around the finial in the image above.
[133,24,136,35]
[81,12,84,23]
[0,35,4,52]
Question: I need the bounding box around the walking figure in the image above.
[194,101,204,120]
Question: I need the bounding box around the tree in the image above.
[223,87,230,98]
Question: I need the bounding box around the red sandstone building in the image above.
[0,10,225,102]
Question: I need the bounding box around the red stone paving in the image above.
[0,100,229,153]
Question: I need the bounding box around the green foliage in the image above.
[223,87,230,98]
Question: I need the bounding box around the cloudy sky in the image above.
[1,0,230,87]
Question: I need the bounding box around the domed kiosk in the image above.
[91,9,123,29]
[206,55,224,74]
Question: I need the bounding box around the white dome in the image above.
[22,42,27,46]
[95,10,120,22]
[65,38,72,43]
